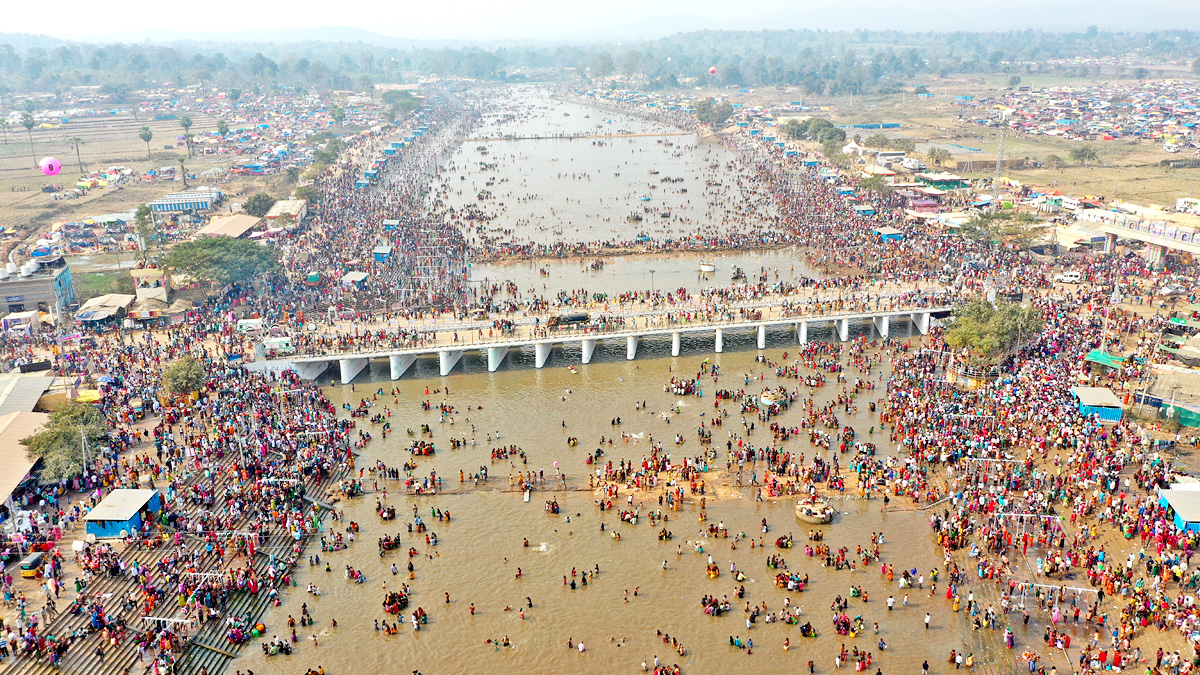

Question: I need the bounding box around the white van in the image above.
[261,336,294,354]
[1053,271,1082,284]
[236,318,265,335]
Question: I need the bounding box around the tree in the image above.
[958,210,1043,250]
[945,299,1043,367]
[21,401,108,481]
[20,112,35,168]
[177,156,188,188]
[1071,145,1099,166]
[0,119,8,145]
[162,354,205,397]
[229,88,241,103]
[590,52,614,79]
[216,119,229,137]
[243,192,276,217]
[165,236,281,286]
[179,115,193,156]
[695,98,734,126]
[330,105,346,127]
[822,140,850,166]
[1044,153,1063,169]
[859,176,893,195]
[864,133,889,148]
[138,126,153,159]
[68,137,85,172]
[294,185,319,204]
[1007,75,1022,87]
[781,119,807,139]
[135,204,158,261]
[927,148,952,166]
[816,126,846,145]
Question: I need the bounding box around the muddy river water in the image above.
[234,87,1009,675]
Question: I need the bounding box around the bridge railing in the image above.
[275,298,958,361]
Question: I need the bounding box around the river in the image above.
[233,86,991,675]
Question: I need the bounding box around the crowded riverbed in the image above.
[3,79,1197,675]
[233,339,963,675]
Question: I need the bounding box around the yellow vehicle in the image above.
[20,552,44,578]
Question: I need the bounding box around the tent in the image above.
[341,271,369,286]
[1083,349,1125,370]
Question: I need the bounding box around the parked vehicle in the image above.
[1053,271,1082,284]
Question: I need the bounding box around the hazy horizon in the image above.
[11,0,1200,44]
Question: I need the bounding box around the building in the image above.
[0,258,73,315]
[84,489,163,538]
[265,199,308,223]
[0,412,49,514]
[148,191,221,214]
[193,214,262,239]
[130,268,171,303]
[1078,201,1200,268]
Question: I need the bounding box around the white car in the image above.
[1054,271,1082,284]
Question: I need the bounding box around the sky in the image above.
[8,0,1199,43]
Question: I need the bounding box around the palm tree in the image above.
[139,126,153,159]
[68,137,86,172]
[177,156,188,188]
[179,116,193,156]
[20,112,36,167]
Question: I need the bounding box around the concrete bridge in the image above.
[249,305,950,383]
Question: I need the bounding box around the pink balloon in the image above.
[39,157,61,177]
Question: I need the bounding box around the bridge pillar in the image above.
[872,315,890,339]
[715,328,724,353]
[580,339,597,364]
[1103,232,1118,254]
[295,361,330,382]
[339,357,369,384]
[626,335,639,360]
[671,332,681,357]
[1144,242,1167,269]
[836,318,850,342]
[534,342,553,369]
[757,324,766,349]
[796,321,808,345]
[487,346,508,372]
[438,349,463,377]
[389,354,417,380]
[910,311,930,335]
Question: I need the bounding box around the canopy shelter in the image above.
[85,489,162,538]
[1070,386,1124,423]
[0,412,49,509]
[1158,484,1200,533]
[1083,349,1125,370]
